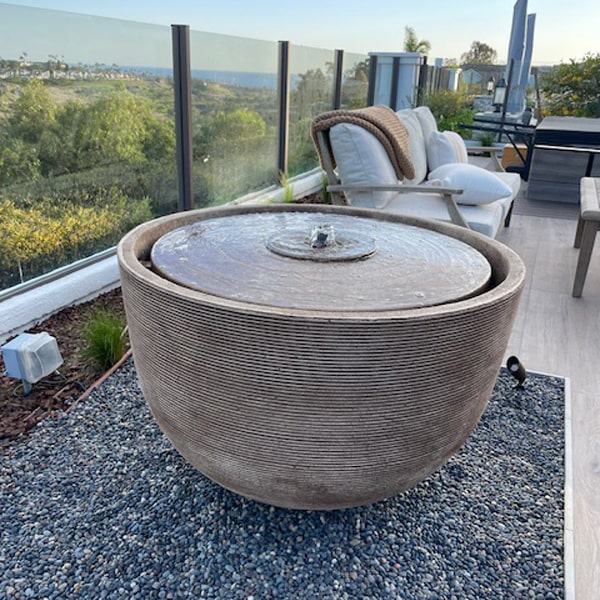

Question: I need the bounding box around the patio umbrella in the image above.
[505,0,528,114]
[516,13,536,111]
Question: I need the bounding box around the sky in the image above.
[0,0,598,67]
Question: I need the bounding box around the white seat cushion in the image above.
[395,109,428,184]
[381,192,505,238]
[492,171,521,220]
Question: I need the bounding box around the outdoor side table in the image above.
[573,177,600,297]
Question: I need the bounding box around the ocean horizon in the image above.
[120,65,303,90]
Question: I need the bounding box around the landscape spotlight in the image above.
[1,332,63,395]
[506,355,526,389]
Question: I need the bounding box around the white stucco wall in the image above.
[0,255,120,345]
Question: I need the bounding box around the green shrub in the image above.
[541,53,600,117]
[193,109,267,159]
[279,171,294,203]
[81,308,127,372]
[0,137,41,185]
[194,136,278,206]
[0,160,177,215]
[424,91,474,138]
[320,173,331,204]
[0,192,154,288]
[288,116,319,177]
[478,132,496,147]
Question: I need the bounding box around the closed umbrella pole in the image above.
[516,13,536,114]
[505,0,527,114]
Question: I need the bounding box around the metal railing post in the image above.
[497,58,515,143]
[332,49,344,109]
[367,55,377,106]
[172,24,194,211]
[390,56,400,109]
[416,55,428,106]
[277,40,290,178]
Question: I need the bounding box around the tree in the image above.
[9,80,57,143]
[349,59,369,83]
[403,27,431,55]
[210,109,266,141]
[460,41,498,65]
[342,60,370,109]
[60,90,174,171]
[293,68,332,120]
[541,53,600,117]
[3,82,176,178]
[0,137,40,185]
[46,54,64,78]
[35,98,85,176]
[193,109,266,159]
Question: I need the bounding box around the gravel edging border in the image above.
[1,361,566,599]
[67,348,133,411]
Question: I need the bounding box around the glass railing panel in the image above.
[0,3,177,291]
[288,45,335,177]
[342,52,370,110]
[188,31,279,206]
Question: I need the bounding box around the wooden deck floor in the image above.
[496,210,600,600]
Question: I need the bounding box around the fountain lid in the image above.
[150,211,491,311]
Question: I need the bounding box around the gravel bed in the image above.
[1,360,565,599]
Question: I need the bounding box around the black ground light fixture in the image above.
[506,355,527,389]
[487,76,495,95]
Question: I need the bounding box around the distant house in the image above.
[460,63,539,93]
[460,64,507,93]
[461,68,483,85]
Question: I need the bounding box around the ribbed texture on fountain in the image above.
[118,205,525,510]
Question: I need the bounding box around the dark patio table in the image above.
[528,116,600,204]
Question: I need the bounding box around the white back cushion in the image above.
[444,131,469,164]
[413,106,438,144]
[427,130,469,171]
[395,109,428,184]
[329,123,398,209]
[427,163,512,205]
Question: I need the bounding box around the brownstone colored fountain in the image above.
[118,204,525,509]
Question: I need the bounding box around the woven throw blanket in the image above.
[311,105,416,181]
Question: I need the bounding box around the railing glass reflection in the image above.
[0,3,369,294]
[188,30,279,207]
[0,4,176,290]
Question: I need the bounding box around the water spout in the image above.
[310,224,335,249]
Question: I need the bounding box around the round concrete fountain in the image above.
[117,204,525,510]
